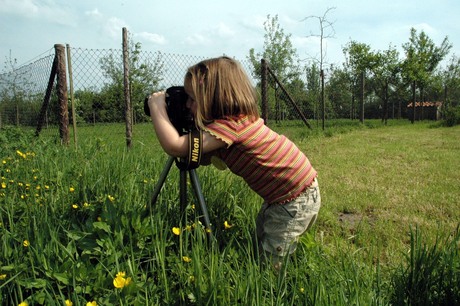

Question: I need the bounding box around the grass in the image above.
[0,120,459,305]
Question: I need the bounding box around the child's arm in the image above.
[148,91,226,158]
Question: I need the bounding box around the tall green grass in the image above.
[1,120,459,305]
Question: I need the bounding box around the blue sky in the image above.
[1,0,459,70]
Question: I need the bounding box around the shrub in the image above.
[442,106,460,127]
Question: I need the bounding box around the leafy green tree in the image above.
[248,15,303,122]
[99,41,164,123]
[402,28,451,121]
[369,45,401,123]
[248,15,300,83]
[342,40,376,121]
[327,64,353,118]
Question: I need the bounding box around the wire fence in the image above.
[0,27,370,147]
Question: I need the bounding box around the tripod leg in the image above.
[189,169,212,235]
[145,156,175,216]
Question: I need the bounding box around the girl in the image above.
[147,56,321,269]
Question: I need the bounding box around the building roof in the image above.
[407,101,443,108]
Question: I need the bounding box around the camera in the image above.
[144,86,195,135]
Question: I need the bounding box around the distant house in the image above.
[406,101,443,120]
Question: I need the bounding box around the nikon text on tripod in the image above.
[145,86,202,170]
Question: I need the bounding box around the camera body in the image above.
[144,86,195,135]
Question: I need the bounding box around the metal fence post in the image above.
[122,27,133,149]
[66,44,78,148]
[261,59,268,124]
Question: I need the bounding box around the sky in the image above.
[1,0,460,71]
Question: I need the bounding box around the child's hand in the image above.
[147,91,166,113]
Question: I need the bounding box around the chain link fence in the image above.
[0,28,333,146]
[0,53,57,132]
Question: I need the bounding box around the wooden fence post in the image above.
[55,44,70,145]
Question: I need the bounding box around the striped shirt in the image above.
[204,115,317,204]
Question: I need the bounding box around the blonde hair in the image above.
[184,56,259,129]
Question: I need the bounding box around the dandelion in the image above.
[23,240,30,247]
[1,182,6,189]
[143,179,148,184]
[35,185,41,190]
[0,274,6,280]
[172,227,181,236]
[65,300,73,306]
[44,185,50,190]
[113,272,132,289]
[69,187,75,193]
[86,301,97,306]
[182,256,192,263]
[224,220,233,229]
[107,195,115,202]
[299,287,305,293]
[18,301,28,306]
[83,202,90,208]
[2,160,6,164]
[72,204,78,209]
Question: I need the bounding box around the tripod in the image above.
[146,156,212,236]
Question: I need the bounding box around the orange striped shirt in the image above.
[204,115,317,204]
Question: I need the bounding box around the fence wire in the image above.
[1,31,322,146]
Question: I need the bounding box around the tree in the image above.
[302,7,336,128]
[99,41,164,123]
[402,28,451,121]
[342,41,376,122]
[370,45,401,123]
[248,14,300,83]
[248,15,302,122]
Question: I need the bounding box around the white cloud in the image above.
[0,0,75,26]
[185,33,211,46]
[0,0,39,16]
[136,32,166,45]
[104,17,128,39]
[216,22,235,38]
[85,8,103,19]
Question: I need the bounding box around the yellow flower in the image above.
[113,272,132,289]
[16,150,26,159]
[300,287,305,293]
[69,187,75,192]
[72,204,78,209]
[83,202,90,207]
[44,185,50,190]
[182,256,192,263]
[224,220,233,229]
[65,300,73,306]
[86,301,97,306]
[107,195,115,202]
[172,227,181,236]
[2,160,5,164]
[1,182,6,189]
[0,274,6,280]
[18,301,28,306]
[23,240,30,247]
